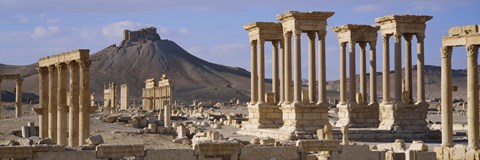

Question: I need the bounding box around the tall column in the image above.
[38,68,49,138]
[348,41,356,104]
[467,45,479,149]
[416,34,426,102]
[279,40,285,104]
[317,32,327,104]
[440,46,453,147]
[68,61,79,147]
[404,34,413,103]
[258,39,266,104]
[250,40,258,104]
[48,65,58,144]
[57,63,67,145]
[382,35,391,104]
[369,41,377,104]
[359,42,367,104]
[293,30,302,104]
[79,60,91,145]
[15,79,22,117]
[272,40,279,103]
[307,32,316,104]
[339,42,347,104]
[284,32,293,103]
[393,33,402,104]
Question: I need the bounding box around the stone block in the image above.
[144,149,195,160]
[193,140,240,156]
[96,144,144,158]
[240,145,298,160]
[0,146,33,159]
[296,139,341,152]
[33,150,97,160]
[330,145,385,160]
[32,145,65,152]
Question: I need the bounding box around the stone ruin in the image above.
[120,27,161,47]
[142,74,172,111]
[103,82,116,113]
[0,74,23,118]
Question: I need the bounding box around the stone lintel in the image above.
[276,11,335,21]
[244,22,283,41]
[375,15,433,24]
[38,49,89,67]
[277,11,334,33]
[448,25,479,36]
[442,33,480,47]
[296,139,341,152]
[193,140,241,156]
[0,74,21,80]
[96,144,145,158]
[0,146,33,159]
[333,24,379,43]
[375,15,432,35]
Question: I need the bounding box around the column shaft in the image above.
[57,63,67,145]
[272,41,279,103]
[284,32,293,103]
[348,42,356,103]
[15,79,22,117]
[394,33,402,103]
[404,34,413,103]
[48,66,58,144]
[416,34,426,102]
[38,68,49,138]
[467,45,479,149]
[250,40,258,104]
[369,41,377,104]
[293,30,302,103]
[79,60,91,145]
[440,46,453,147]
[68,61,79,147]
[307,32,316,103]
[339,42,347,104]
[382,35,391,103]
[318,32,327,104]
[258,39,266,104]
[279,40,285,104]
[359,42,367,104]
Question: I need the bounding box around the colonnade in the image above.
[34,49,93,147]
[440,25,480,149]
[0,74,23,118]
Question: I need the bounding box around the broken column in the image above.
[120,84,129,110]
[164,104,171,128]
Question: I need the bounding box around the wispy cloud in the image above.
[102,21,152,39]
[31,26,60,39]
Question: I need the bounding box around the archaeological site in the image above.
[0,2,479,160]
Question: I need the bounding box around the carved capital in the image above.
[48,65,57,72]
[16,78,23,85]
[250,40,257,48]
[78,60,91,70]
[271,40,279,48]
[369,41,377,48]
[359,42,367,51]
[416,33,425,43]
[68,61,78,72]
[37,67,49,75]
[440,46,452,59]
[317,31,326,40]
[307,32,316,41]
[293,30,302,39]
[339,42,346,48]
[403,34,413,43]
[381,35,390,43]
[393,33,402,43]
[56,63,67,72]
[258,39,265,48]
[467,45,479,58]
[284,32,292,39]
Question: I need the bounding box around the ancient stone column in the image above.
[359,42,367,104]
[339,42,347,104]
[382,35,391,103]
[279,40,285,104]
[348,41,356,104]
[416,34,426,102]
[164,105,171,128]
[272,40,279,103]
[250,40,258,104]
[48,65,58,143]
[79,60,91,145]
[369,41,377,104]
[258,39,266,104]
[307,32,316,103]
[284,32,293,103]
[68,61,79,147]
[440,46,453,147]
[317,32,327,104]
[404,34,413,103]
[57,63,68,145]
[467,45,479,149]
[393,33,402,104]
[37,67,49,138]
[293,30,302,104]
[15,78,22,117]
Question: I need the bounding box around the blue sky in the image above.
[0,0,478,80]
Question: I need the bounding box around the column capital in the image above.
[441,46,453,59]
[416,33,425,43]
[250,40,257,47]
[258,39,265,46]
[403,34,413,42]
[293,30,302,39]
[307,32,316,40]
[271,40,279,47]
[56,63,67,72]
[317,31,326,39]
[68,60,78,68]
[467,45,479,58]
[369,41,377,48]
[78,60,92,70]
[16,78,23,85]
[340,42,346,48]
[37,67,49,74]
[349,41,356,48]
[359,42,367,50]
[48,65,57,72]
[284,31,292,39]
[393,33,402,43]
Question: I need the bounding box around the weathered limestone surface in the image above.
[239,145,298,160]
[145,149,195,160]
[142,74,172,111]
[330,145,386,160]
[0,74,23,118]
[96,144,145,158]
[120,84,129,110]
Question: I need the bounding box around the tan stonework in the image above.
[120,84,129,110]
[33,49,94,147]
[103,82,116,113]
[0,74,23,118]
[142,74,172,111]
[375,15,432,131]
[332,24,380,128]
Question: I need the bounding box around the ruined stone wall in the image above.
[120,27,161,47]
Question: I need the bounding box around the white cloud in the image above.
[31,26,60,39]
[353,4,384,13]
[178,28,191,35]
[102,21,151,39]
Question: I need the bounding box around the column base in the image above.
[243,103,283,129]
[335,103,379,128]
[378,101,429,131]
[279,102,330,135]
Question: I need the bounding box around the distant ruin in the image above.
[120,27,161,47]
